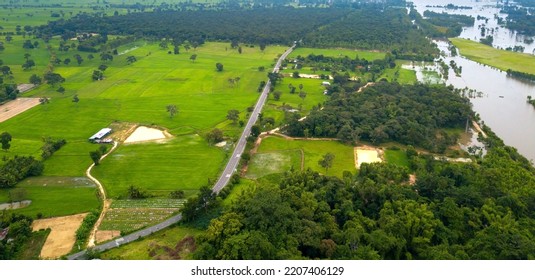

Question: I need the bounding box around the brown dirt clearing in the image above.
[0,98,40,122]
[95,230,121,244]
[124,126,172,143]
[32,213,88,259]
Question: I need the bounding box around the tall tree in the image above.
[0,132,12,151]
[226,109,240,124]
[166,104,178,118]
[190,54,197,63]
[318,152,335,173]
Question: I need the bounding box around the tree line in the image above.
[34,5,439,60]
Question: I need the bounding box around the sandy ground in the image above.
[95,230,121,243]
[215,141,227,147]
[124,126,170,143]
[355,147,383,168]
[0,200,31,210]
[0,98,40,122]
[32,213,88,259]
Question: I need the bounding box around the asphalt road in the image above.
[212,44,295,193]
[68,44,295,260]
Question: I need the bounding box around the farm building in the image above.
[322,81,331,86]
[89,128,112,142]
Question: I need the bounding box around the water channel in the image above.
[406,0,535,162]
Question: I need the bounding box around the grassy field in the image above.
[246,150,302,179]
[384,149,410,168]
[262,78,329,127]
[93,136,225,198]
[99,225,202,260]
[0,185,99,219]
[254,136,355,177]
[450,38,535,75]
[380,61,417,84]
[289,48,386,61]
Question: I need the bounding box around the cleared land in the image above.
[246,150,303,179]
[32,213,88,259]
[355,147,382,168]
[450,38,535,75]
[254,136,355,177]
[99,226,202,260]
[124,126,169,143]
[0,98,41,122]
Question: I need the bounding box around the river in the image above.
[410,0,535,54]
[405,0,535,162]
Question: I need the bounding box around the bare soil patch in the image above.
[0,98,40,122]
[354,146,383,168]
[32,213,88,259]
[17,84,36,93]
[124,126,171,143]
[95,230,121,243]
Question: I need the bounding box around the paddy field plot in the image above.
[0,178,99,219]
[92,135,225,199]
[253,136,355,177]
[288,47,386,61]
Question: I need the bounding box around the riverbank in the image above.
[450,38,535,75]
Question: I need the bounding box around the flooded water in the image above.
[405,40,535,162]
[410,0,535,54]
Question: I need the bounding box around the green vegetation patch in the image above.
[384,149,410,168]
[289,48,386,61]
[93,135,225,199]
[0,186,99,219]
[100,226,202,260]
[246,150,302,179]
[450,38,535,75]
[257,136,355,177]
[99,208,178,233]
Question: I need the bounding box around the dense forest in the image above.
[303,8,438,61]
[284,82,471,153]
[35,5,437,59]
[193,132,535,259]
[36,8,351,46]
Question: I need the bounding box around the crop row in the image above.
[110,199,185,209]
[99,208,178,232]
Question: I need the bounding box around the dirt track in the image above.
[32,213,88,259]
[0,98,40,122]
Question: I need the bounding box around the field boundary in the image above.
[86,141,118,247]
